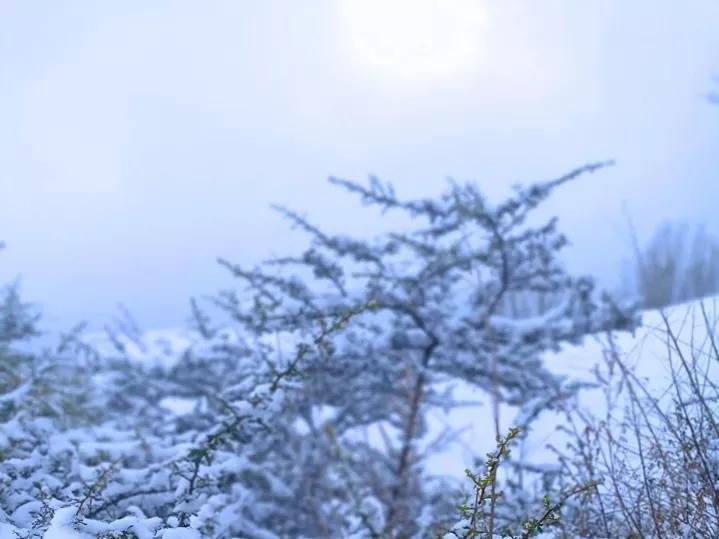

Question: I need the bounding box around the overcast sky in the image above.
[1,1,718,331]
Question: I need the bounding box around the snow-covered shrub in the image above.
[0,278,370,538]
[212,164,637,536]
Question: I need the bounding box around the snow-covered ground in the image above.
[427,296,719,481]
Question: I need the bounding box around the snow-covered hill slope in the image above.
[427,296,719,480]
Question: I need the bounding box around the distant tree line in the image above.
[625,221,719,309]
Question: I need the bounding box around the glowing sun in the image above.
[338,0,486,82]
